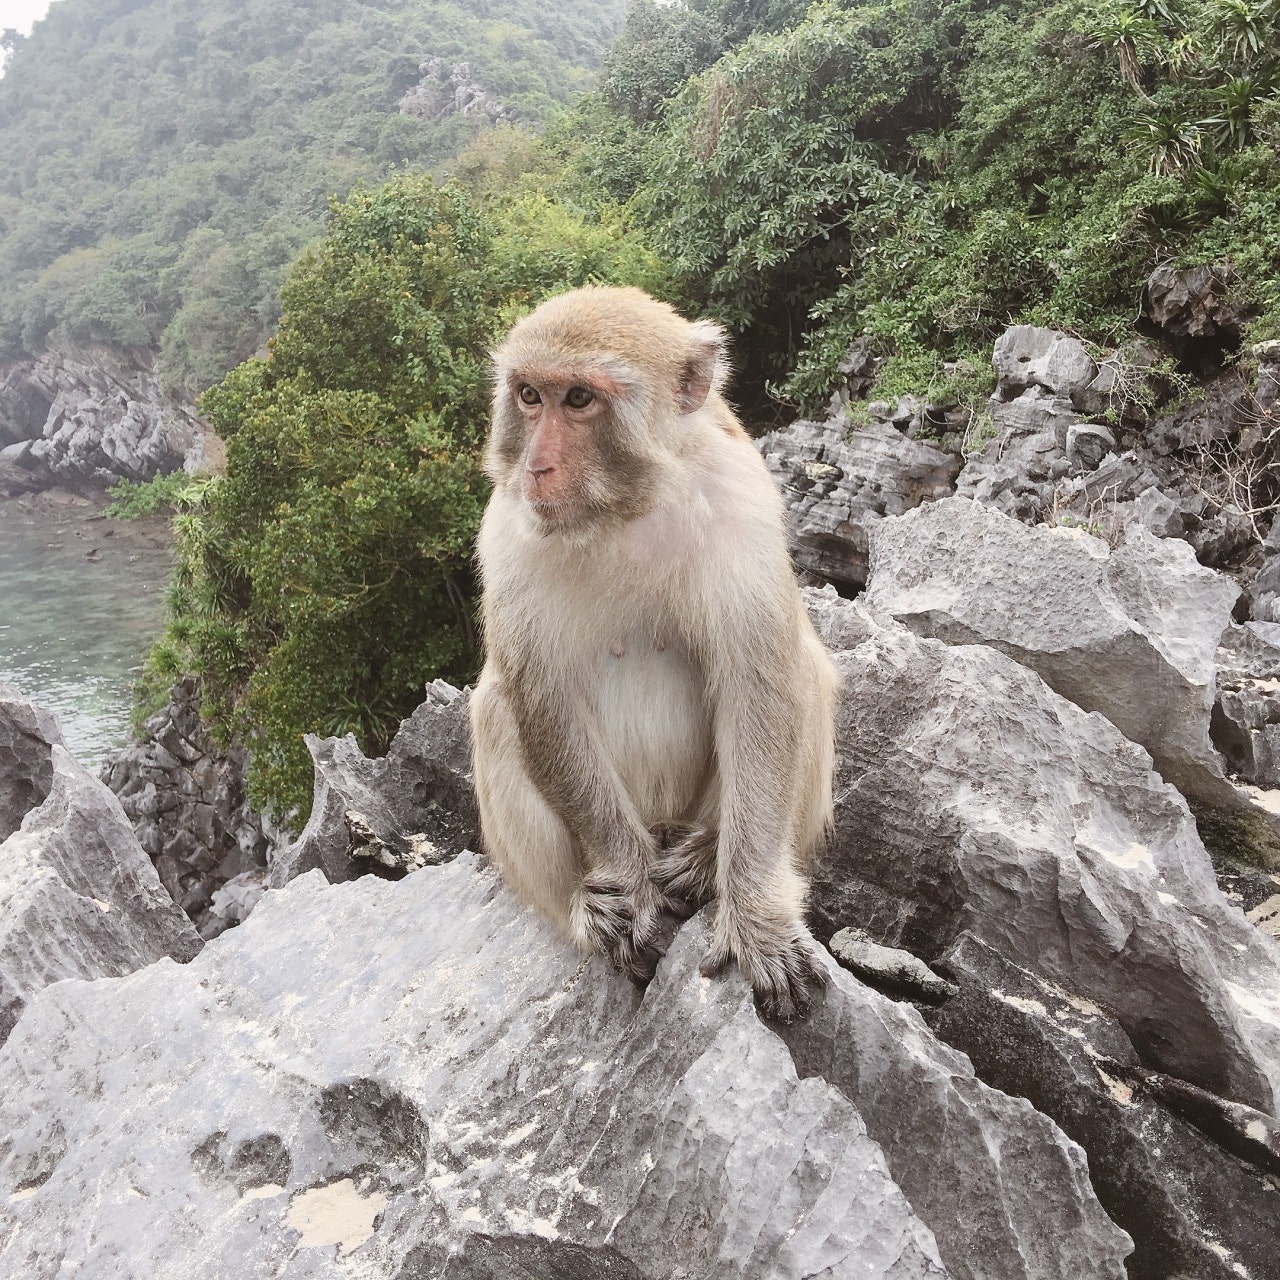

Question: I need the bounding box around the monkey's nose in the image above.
[527,464,555,478]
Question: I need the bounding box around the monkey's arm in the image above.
[502,667,675,981]
[701,599,828,1021]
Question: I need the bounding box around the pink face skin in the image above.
[509,373,612,522]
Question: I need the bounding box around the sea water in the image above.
[0,495,171,768]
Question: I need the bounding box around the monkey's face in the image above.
[491,369,658,533]
[486,286,729,536]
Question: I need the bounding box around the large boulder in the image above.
[0,745,201,1044]
[806,596,1280,1117]
[1144,264,1246,342]
[0,684,64,841]
[270,680,478,888]
[0,855,1132,1278]
[864,496,1240,808]
[992,326,1098,400]
[925,933,1278,1280]
[757,416,960,592]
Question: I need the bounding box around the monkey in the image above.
[469,286,838,1021]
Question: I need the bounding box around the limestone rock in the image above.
[270,680,478,888]
[101,678,281,939]
[0,344,218,485]
[1144,264,1245,341]
[0,746,200,1044]
[398,58,509,123]
[757,416,960,592]
[810,599,1280,1116]
[0,856,1132,1278]
[0,684,64,842]
[992,326,1097,399]
[925,933,1278,1280]
[1213,622,1280,790]
[864,496,1240,807]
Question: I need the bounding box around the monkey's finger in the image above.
[698,948,730,979]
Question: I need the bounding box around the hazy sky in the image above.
[2,0,54,37]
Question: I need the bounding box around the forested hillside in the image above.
[0,0,625,394]
[105,0,1280,818]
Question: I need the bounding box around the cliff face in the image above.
[0,345,221,494]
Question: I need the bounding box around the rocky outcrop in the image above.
[398,59,509,123]
[805,593,1280,1118]
[1214,621,1280,791]
[864,496,1241,807]
[101,680,280,940]
[0,344,218,487]
[270,679,477,888]
[0,742,200,1044]
[1143,263,1246,345]
[756,415,960,591]
[926,933,1278,1280]
[0,854,1133,1279]
[0,684,64,841]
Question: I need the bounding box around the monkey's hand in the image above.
[572,872,677,985]
[700,914,828,1023]
[649,823,718,917]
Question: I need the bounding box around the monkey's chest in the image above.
[592,640,711,823]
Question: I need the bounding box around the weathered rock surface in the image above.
[992,326,1098,400]
[0,854,1133,1279]
[806,597,1280,1116]
[0,683,64,842]
[101,679,280,939]
[0,345,217,486]
[270,680,477,888]
[398,58,509,123]
[925,932,1279,1280]
[757,416,960,591]
[1214,621,1280,790]
[0,744,200,1044]
[864,496,1240,807]
[1144,263,1246,342]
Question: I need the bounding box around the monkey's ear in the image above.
[677,320,727,414]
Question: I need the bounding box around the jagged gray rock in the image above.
[270,680,477,888]
[757,416,960,591]
[992,326,1097,399]
[0,683,64,842]
[101,678,280,939]
[398,58,509,123]
[808,598,1280,1116]
[0,854,1133,1278]
[0,345,216,485]
[1214,621,1280,790]
[864,496,1240,807]
[0,745,200,1044]
[1144,264,1245,341]
[925,932,1278,1280]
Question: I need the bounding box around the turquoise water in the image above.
[0,497,171,768]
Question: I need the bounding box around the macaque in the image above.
[469,286,838,1020]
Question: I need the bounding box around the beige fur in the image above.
[471,286,838,1019]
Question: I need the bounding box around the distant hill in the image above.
[0,0,625,394]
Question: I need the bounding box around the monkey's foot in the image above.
[572,874,667,985]
[700,922,828,1023]
[649,823,718,917]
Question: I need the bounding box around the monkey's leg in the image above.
[470,673,581,935]
[701,656,829,1022]
[499,676,685,983]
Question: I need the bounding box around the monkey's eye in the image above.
[564,385,595,409]
[518,384,541,406]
